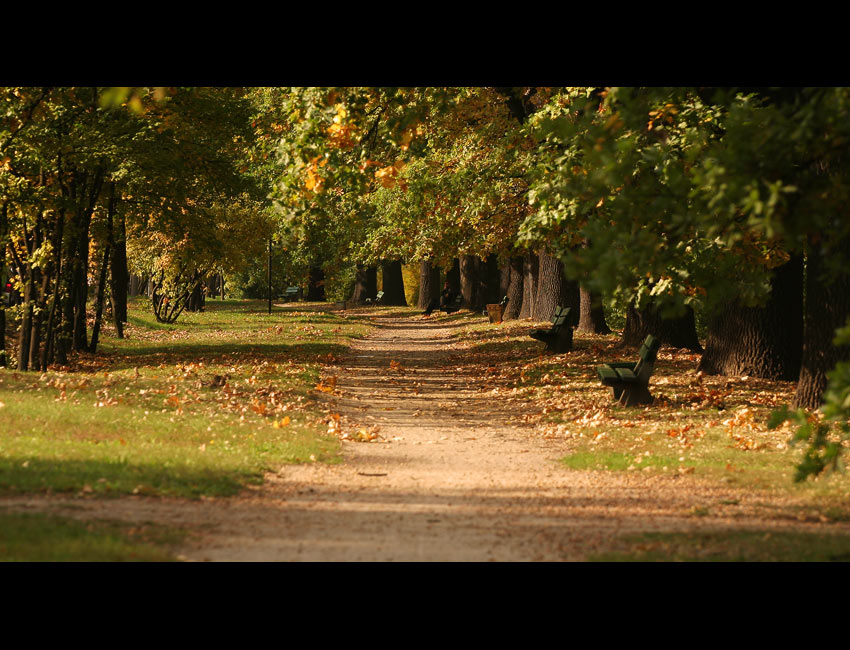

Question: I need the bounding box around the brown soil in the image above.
[3,312,847,561]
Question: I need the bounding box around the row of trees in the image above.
[270,86,850,478]
[3,86,849,479]
[1,87,275,369]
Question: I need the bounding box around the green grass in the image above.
[590,530,850,562]
[0,511,184,561]
[0,298,372,499]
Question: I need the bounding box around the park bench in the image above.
[529,306,573,353]
[282,286,301,302]
[365,290,384,304]
[596,334,661,406]
[442,293,463,314]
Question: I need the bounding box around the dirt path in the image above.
[5,313,847,560]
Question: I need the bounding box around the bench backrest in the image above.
[551,306,572,331]
[285,286,299,293]
[634,335,661,381]
[376,291,384,300]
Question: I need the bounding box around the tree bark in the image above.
[110,206,128,333]
[478,255,501,307]
[418,259,440,310]
[503,256,524,321]
[623,300,703,351]
[533,249,579,323]
[793,238,850,409]
[351,264,377,303]
[519,252,538,319]
[306,265,325,301]
[380,260,407,306]
[699,255,803,379]
[446,258,460,295]
[459,254,480,310]
[578,285,612,334]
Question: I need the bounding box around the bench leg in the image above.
[618,385,653,406]
[546,330,573,354]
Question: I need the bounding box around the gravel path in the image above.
[5,312,847,560]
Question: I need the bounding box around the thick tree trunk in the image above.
[351,264,377,303]
[578,285,612,334]
[380,260,407,306]
[446,258,460,296]
[418,260,440,310]
[699,255,803,379]
[306,266,325,301]
[503,256,524,321]
[499,260,511,298]
[459,255,480,310]
[533,249,579,323]
[623,300,703,351]
[793,239,850,409]
[519,252,538,319]
[478,255,501,307]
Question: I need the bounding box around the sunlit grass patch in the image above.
[589,529,850,562]
[0,511,185,561]
[0,299,368,498]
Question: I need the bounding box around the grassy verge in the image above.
[589,529,850,562]
[0,298,372,499]
[448,314,850,521]
[0,510,184,561]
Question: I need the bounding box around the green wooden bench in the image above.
[529,306,573,353]
[596,335,661,406]
[282,286,301,302]
[442,293,463,314]
[365,290,384,305]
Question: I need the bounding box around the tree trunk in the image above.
[110,207,128,332]
[351,264,377,303]
[578,285,612,334]
[478,255,501,307]
[623,300,703,352]
[89,240,111,353]
[446,258,460,295]
[0,203,8,368]
[459,254,480,310]
[380,260,407,306]
[499,260,511,297]
[186,282,204,312]
[503,256,524,321]
[533,249,579,323]
[793,238,850,409]
[418,259,440,310]
[306,266,325,301]
[699,255,803,379]
[519,252,538,319]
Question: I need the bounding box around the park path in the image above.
[165,313,833,561]
[5,312,845,560]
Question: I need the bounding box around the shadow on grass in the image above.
[108,342,353,370]
[0,457,258,499]
[590,529,850,562]
[0,511,183,561]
